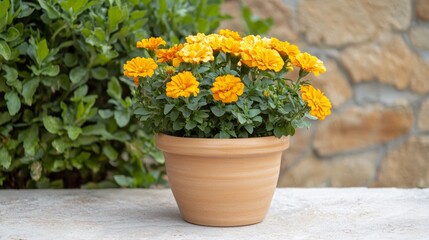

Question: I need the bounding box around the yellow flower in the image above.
[241,46,284,72]
[301,85,332,120]
[205,34,224,51]
[218,29,242,41]
[211,75,244,103]
[220,37,242,56]
[136,37,166,50]
[123,57,158,86]
[186,33,207,43]
[156,44,183,64]
[166,71,200,98]
[163,66,176,75]
[178,42,214,64]
[292,52,326,76]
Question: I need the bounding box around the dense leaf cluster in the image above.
[0,0,226,188]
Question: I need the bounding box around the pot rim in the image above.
[155,133,290,156]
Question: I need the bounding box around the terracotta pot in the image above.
[155,133,290,227]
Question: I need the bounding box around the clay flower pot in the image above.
[155,133,290,227]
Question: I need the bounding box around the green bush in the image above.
[0,0,226,188]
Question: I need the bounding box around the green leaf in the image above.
[52,138,71,153]
[164,104,175,115]
[41,65,60,76]
[70,66,88,83]
[114,110,130,127]
[211,106,225,117]
[0,40,11,60]
[0,112,11,125]
[43,115,63,134]
[22,78,40,105]
[2,64,17,83]
[59,0,88,16]
[0,0,9,32]
[107,77,122,99]
[158,0,167,15]
[103,144,118,161]
[19,125,39,156]
[38,0,60,19]
[73,85,88,99]
[185,121,197,130]
[108,6,125,33]
[244,125,254,134]
[5,91,21,116]
[173,121,185,131]
[64,53,77,67]
[36,39,49,64]
[248,109,261,118]
[0,147,12,169]
[0,27,20,42]
[237,113,247,125]
[91,67,108,80]
[113,175,134,187]
[66,126,82,140]
[98,109,113,119]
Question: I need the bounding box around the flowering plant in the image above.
[123,30,332,138]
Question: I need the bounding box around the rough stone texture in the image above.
[217,0,429,188]
[299,0,411,46]
[314,105,413,156]
[410,27,429,50]
[1,189,428,240]
[375,136,429,187]
[219,0,296,41]
[418,98,429,131]
[354,82,420,106]
[311,59,352,108]
[278,151,377,187]
[341,34,429,94]
[416,0,429,21]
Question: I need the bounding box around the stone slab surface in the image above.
[0,188,428,240]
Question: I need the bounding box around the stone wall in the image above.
[220,0,429,187]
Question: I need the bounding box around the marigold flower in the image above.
[241,46,284,72]
[156,44,183,64]
[292,52,326,76]
[123,57,158,86]
[301,85,332,120]
[166,71,200,98]
[219,29,242,41]
[205,34,224,51]
[178,42,214,64]
[220,37,242,56]
[211,75,244,103]
[136,37,166,50]
[186,33,207,43]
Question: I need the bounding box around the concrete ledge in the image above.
[1,188,428,239]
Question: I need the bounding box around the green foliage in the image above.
[241,4,273,35]
[0,0,226,188]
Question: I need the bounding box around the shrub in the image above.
[0,0,226,188]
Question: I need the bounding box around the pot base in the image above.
[156,134,290,227]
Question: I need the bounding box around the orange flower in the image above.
[218,29,242,41]
[211,75,244,103]
[292,52,326,76]
[123,57,158,86]
[156,44,183,64]
[136,37,166,50]
[220,37,241,56]
[166,71,200,98]
[241,46,284,72]
[301,85,332,120]
[178,42,214,64]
